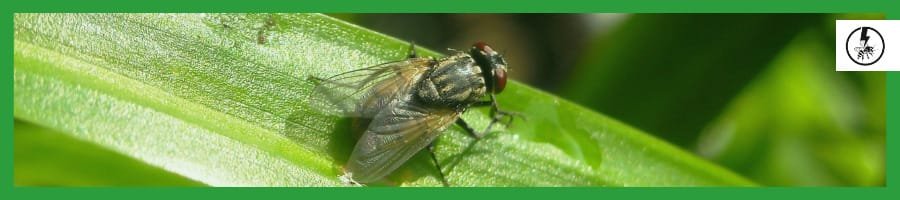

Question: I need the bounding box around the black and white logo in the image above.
[845,27,884,66]
[837,20,898,71]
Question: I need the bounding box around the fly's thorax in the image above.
[415,54,487,109]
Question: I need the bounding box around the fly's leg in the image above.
[487,93,524,131]
[455,94,524,141]
[455,118,482,139]
[427,142,450,187]
[471,94,524,136]
[407,42,418,59]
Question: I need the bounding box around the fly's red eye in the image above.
[474,41,487,51]
[493,69,507,93]
[474,42,495,55]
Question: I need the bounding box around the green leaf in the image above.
[14,120,204,186]
[13,13,754,186]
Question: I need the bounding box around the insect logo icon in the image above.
[845,26,885,66]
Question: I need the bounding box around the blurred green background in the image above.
[15,14,885,186]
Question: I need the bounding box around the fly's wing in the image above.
[344,96,460,183]
[310,58,433,117]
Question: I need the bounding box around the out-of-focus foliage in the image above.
[561,14,823,147]
[694,17,884,186]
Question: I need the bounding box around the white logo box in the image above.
[836,20,900,71]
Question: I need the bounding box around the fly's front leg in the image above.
[485,94,522,134]
[407,42,418,59]
[470,94,524,136]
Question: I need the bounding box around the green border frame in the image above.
[3,0,897,199]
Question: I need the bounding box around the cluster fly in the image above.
[310,42,519,186]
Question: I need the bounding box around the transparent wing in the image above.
[309,58,434,117]
[344,96,460,183]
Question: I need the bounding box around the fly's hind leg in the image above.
[427,142,450,187]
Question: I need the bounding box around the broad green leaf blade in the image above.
[13,13,754,186]
[14,120,204,186]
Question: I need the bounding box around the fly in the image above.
[310,42,518,186]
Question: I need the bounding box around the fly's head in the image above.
[470,42,508,94]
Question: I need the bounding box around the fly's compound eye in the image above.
[470,42,508,94]
[472,41,496,57]
[493,67,507,93]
